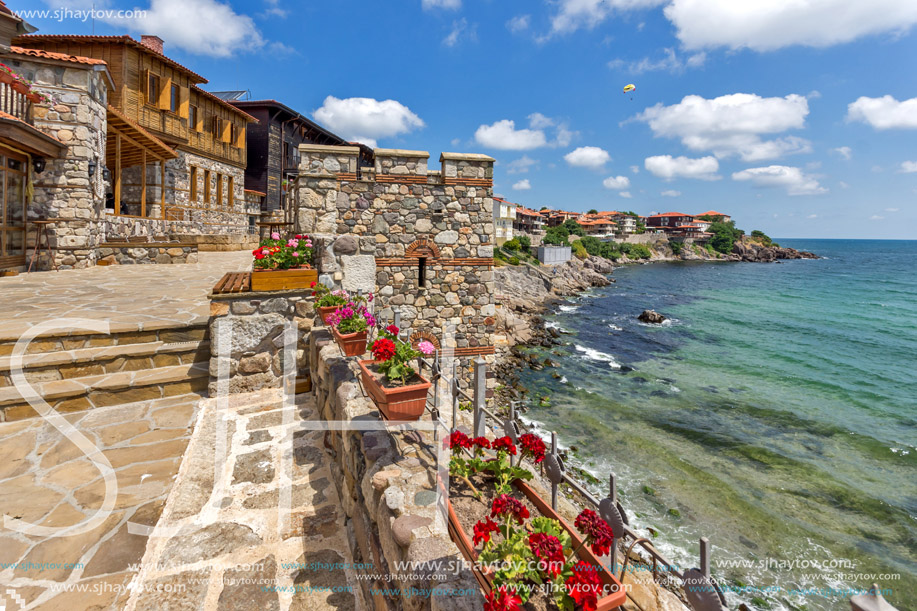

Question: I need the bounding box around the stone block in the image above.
[341,255,376,293]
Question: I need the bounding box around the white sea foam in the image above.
[608,324,623,331]
[559,376,568,384]
[574,345,621,369]
[559,304,580,313]
[544,320,567,333]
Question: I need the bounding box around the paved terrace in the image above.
[0,252,250,341]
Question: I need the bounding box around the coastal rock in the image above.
[732,239,817,262]
[638,310,666,324]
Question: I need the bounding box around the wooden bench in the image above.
[212,272,251,294]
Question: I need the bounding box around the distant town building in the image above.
[576,218,616,238]
[647,212,695,230]
[695,210,731,223]
[513,206,546,234]
[493,196,516,245]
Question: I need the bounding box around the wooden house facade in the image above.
[14,34,257,234]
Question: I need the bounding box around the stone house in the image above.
[3,32,259,269]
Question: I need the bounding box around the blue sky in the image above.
[17,0,917,238]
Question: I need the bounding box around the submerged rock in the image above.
[638,309,667,324]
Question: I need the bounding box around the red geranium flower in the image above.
[370,338,396,361]
[484,586,522,611]
[565,561,602,611]
[491,436,517,456]
[473,517,500,546]
[518,433,546,464]
[310,281,316,288]
[574,509,615,557]
[445,430,472,451]
[385,324,400,336]
[490,494,529,524]
[528,532,566,577]
[470,436,491,450]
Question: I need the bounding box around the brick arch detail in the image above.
[405,237,440,259]
[409,330,441,351]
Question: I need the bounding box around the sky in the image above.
[14,0,917,239]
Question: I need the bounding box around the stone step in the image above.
[0,361,210,422]
[0,340,210,386]
[0,321,209,357]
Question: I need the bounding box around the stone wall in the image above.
[308,328,480,611]
[97,243,198,265]
[294,145,497,392]
[207,290,314,396]
[18,56,108,270]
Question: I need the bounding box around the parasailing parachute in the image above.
[623,84,636,94]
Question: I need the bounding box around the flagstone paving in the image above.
[0,251,250,342]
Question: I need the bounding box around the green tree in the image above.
[503,238,521,251]
[572,240,588,259]
[587,208,598,215]
[621,243,651,259]
[562,218,585,236]
[708,221,744,254]
[543,226,569,246]
[516,235,531,250]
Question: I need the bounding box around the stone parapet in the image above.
[207,290,314,395]
[97,243,198,265]
[308,330,481,611]
[374,148,430,181]
[299,143,360,177]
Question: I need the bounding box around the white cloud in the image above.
[603,175,631,190]
[848,96,917,130]
[732,165,827,196]
[108,0,265,57]
[565,146,611,169]
[450,138,462,146]
[634,93,811,161]
[528,113,554,129]
[608,48,706,74]
[870,215,885,221]
[443,18,476,47]
[807,214,818,219]
[665,0,917,51]
[313,96,424,147]
[832,146,853,160]
[512,179,532,191]
[839,181,850,189]
[554,125,575,147]
[262,0,287,18]
[898,161,917,173]
[475,120,547,150]
[619,191,633,198]
[645,155,720,181]
[507,14,530,32]
[660,189,681,197]
[550,0,667,35]
[506,155,538,174]
[630,165,640,174]
[885,207,900,212]
[423,0,460,9]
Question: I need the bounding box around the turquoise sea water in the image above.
[517,240,916,610]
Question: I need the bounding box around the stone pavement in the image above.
[0,251,250,342]
[124,389,361,611]
[0,393,202,610]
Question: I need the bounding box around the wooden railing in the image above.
[0,82,34,125]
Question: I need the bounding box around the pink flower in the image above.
[292,251,300,257]
[287,239,299,248]
[271,232,280,240]
[417,341,435,355]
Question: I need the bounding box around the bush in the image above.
[621,243,651,259]
[543,226,569,246]
[708,221,744,254]
[503,238,521,251]
[750,229,777,247]
[562,218,585,236]
[669,240,683,255]
[516,235,531,250]
[572,240,588,259]
[509,256,521,265]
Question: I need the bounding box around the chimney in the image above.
[140,35,164,55]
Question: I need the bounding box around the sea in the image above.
[515,239,916,610]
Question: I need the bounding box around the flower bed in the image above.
[326,295,374,357]
[444,432,626,610]
[250,233,316,291]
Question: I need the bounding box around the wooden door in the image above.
[0,148,27,269]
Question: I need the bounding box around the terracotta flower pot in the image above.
[25,92,41,103]
[318,305,339,325]
[358,359,431,422]
[11,81,28,95]
[443,478,628,610]
[0,72,15,85]
[331,327,367,357]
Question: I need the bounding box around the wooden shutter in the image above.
[142,69,150,102]
[228,176,234,209]
[179,86,189,119]
[158,76,171,110]
[222,119,232,143]
[234,123,245,148]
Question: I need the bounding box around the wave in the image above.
[558,304,580,313]
[574,345,622,369]
[608,323,623,331]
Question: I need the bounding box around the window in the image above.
[170,83,180,113]
[189,167,198,203]
[189,105,198,131]
[227,176,234,210]
[216,173,223,210]
[203,169,211,207]
[211,116,222,140]
[418,257,427,289]
[147,73,160,105]
[228,123,235,145]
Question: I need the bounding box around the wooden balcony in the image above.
[0,82,34,125]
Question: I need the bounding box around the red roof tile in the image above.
[648,212,692,218]
[14,34,208,83]
[9,46,108,66]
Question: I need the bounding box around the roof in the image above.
[9,46,107,66]
[0,110,67,157]
[193,86,257,123]
[515,206,545,218]
[649,212,693,218]
[210,90,249,101]
[696,210,729,217]
[229,98,356,142]
[14,34,208,83]
[244,189,266,196]
[106,104,177,163]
